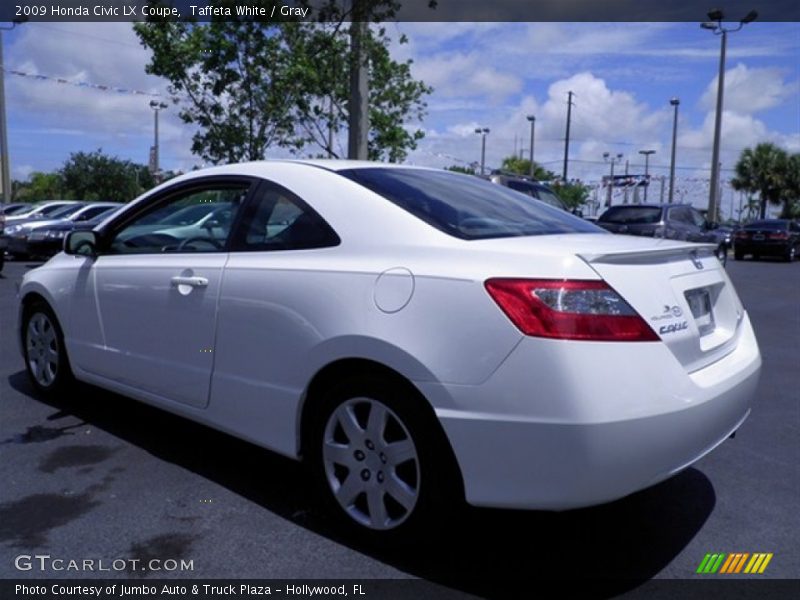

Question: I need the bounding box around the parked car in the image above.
[597,204,729,264]
[25,206,122,258]
[1,203,30,215]
[18,161,761,540]
[5,202,121,259]
[0,212,5,273]
[486,171,573,212]
[734,219,800,261]
[3,200,82,225]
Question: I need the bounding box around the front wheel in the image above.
[22,301,73,395]
[309,377,457,542]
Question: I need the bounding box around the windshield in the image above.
[744,220,787,231]
[5,205,30,215]
[339,168,601,240]
[534,188,566,210]
[599,206,662,225]
[49,204,87,219]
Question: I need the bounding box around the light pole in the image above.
[0,17,27,204]
[668,97,680,203]
[475,128,490,175]
[149,100,167,182]
[526,115,536,178]
[603,152,623,207]
[638,150,655,202]
[702,8,757,223]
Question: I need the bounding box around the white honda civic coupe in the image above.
[17,161,761,539]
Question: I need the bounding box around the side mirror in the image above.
[64,230,98,257]
[572,208,584,217]
[203,219,221,230]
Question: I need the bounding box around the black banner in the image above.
[3,0,799,23]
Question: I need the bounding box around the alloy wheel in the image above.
[322,397,420,530]
[26,312,60,388]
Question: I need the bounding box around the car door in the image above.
[208,180,341,454]
[84,178,252,408]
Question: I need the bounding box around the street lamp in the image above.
[603,152,623,207]
[668,97,680,203]
[0,16,28,204]
[638,149,656,202]
[702,8,758,222]
[149,100,168,182]
[526,115,536,178]
[475,127,490,176]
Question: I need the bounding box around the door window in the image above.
[232,184,339,251]
[106,184,248,254]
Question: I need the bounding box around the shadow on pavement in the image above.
[9,371,716,598]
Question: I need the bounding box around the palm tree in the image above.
[731,143,787,219]
[779,153,800,218]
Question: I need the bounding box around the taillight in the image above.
[735,231,748,239]
[485,279,659,342]
[768,232,789,240]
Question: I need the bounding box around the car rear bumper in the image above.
[423,313,761,510]
[735,242,790,256]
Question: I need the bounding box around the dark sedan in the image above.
[24,207,120,258]
[734,219,800,262]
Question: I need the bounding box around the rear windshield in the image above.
[598,206,662,225]
[339,168,601,240]
[744,220,787,231]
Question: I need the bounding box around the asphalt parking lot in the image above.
[0,257,798,596]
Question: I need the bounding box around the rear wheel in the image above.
[734,250,744,261]
[22,301,73,395]
[784,244,796,262]
[308,376,458,543]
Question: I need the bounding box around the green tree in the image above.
[445,165,476,175]
[778,153,800,218]
[15,172,66,202]
[499,156,556,181]
[60,150,153,202]
[134,1,431,163]
[552,181,591,211]
[731,142,787,219]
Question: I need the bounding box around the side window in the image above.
[233,184,339,251]
[668,207,690,225]
[688,208,706,228]
[77,205,115,221]
[106,184,248,255]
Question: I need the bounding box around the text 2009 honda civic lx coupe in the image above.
[18,161,761,539]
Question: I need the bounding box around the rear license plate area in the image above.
[753,234,765,241]
[685,288,715,336]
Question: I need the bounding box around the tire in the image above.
[734,250,744,261]
[753,253,760,261]
[0,252,4,273]
[22,301,74,396]
[715,245,727,265]
[785,245,797,263]
[308,375,458,543]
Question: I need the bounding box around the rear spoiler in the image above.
[579,243,717,265]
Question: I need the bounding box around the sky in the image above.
[4,20,799,217]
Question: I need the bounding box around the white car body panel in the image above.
[17,160,761,510]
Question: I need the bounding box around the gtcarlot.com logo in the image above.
[696,552,773,574]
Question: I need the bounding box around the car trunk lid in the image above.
[578,243,744,372]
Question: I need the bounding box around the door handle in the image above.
[171,276,209,288]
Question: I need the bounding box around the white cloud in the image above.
[700,63,797,114]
